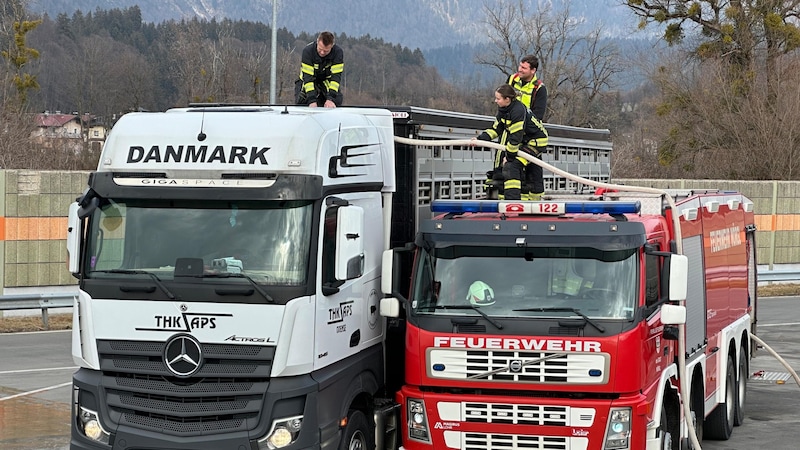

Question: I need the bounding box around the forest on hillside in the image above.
[27,7,487,117]
[3,0,800,182]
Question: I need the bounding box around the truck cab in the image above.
[383,194,756,450]
[66,105,397,450]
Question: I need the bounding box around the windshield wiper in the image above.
[432,305,503,330]
[201,272,274,303]
[512,307,605,333]
[92,269,176,300]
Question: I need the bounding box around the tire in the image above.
[659,402,674,450]
[734,345,747,426]
[688,380,703,449]
[704,355,735,440]
[339,410,373,450]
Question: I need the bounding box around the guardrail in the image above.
[758,270,800,283]
[1,269,798,330]
[0,292,76,330]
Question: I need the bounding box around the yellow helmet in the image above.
[467,281,495,306]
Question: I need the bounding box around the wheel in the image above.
[704,355,735,440]
[659,402,674,450]
[339,410,373,450]
[734,345,747,426]
[689,382,703,448]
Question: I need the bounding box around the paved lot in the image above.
[0,298,798,450]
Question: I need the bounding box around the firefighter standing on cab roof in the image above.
[471,84,548,201]
[508,54,547,200]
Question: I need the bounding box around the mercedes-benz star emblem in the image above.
[164,334,203,377]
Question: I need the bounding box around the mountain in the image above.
[28,0,645,51]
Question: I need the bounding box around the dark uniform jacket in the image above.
[507,73,547,121]
[298,42,344,103]
[478,99,548,159]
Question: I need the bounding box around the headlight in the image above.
[407,398,431,443]
[258,415,303,449]
[604,407,631,449]
[77,406,111,445]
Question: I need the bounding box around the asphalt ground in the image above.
[0,297,798,450]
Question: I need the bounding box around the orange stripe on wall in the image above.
[0,214,798,242]
[776,214,800,232]
[2,217,68,241]
[753,214,800,232]
[754,215,774,232]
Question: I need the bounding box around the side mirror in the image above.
[380,250,400,318]
[335,205,364,280]
[661,303,686,325]
[66,202,81,273]
[668,254,688,301]
[381,249,394,296]
[380,297,400,318]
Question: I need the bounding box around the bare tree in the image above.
[239,41,269,103]
[167,21,210,105]
[623,0,800,101]
[276,43,298,103]
[0,0,40,169]
[619,47,800,180]
[476,0,624,126]
[110,45,157,112]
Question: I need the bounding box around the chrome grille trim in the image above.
[438,401,596,427]
[442,431,590,450]
[428,349,609,384]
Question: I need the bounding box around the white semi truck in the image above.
[65,104,612,450]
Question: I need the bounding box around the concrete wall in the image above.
[613,178,800,271]
[1,170,798,289]
[1,170,90,289]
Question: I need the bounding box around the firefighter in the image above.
[467,280,495,307]
[508,55,547,200]
[471,84,547,201]
[520,113,548,200]
[295,31,344,108]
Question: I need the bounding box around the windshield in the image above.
[85,199,313,285]
[411,246,639,320]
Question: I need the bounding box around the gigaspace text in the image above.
[433,336,602,352]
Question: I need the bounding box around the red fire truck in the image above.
[381,190,757,450]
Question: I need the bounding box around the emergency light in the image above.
[430,200,641,216]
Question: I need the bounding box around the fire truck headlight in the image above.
[407,398,432,443]
[257,415,303,449]
[604,407,631,449]
[77,406,111,444]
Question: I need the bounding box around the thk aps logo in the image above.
[163,334,203,377]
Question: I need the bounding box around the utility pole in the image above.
[269,0,278,104]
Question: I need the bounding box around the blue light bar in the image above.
[564,201,640,214]
[431,200,500,213]
[430,200,641,215]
